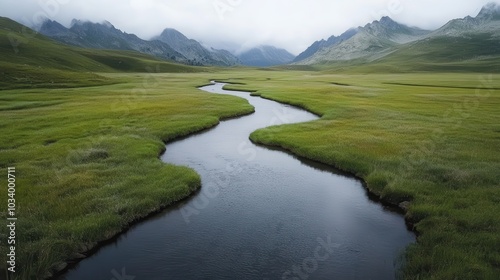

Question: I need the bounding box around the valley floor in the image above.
[0,70,499,279]
[225,71,500,279]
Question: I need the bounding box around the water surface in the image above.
[60,83,415,280]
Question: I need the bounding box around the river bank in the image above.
[59,82,414,280]
[0,75,254,279]
[222,73,500,279]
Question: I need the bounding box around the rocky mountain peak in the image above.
[238,45,295,67]
[379,16,398,26]
[39,19,70,36]
[366,16,406,33]
[293,28,359,62]
[41,19,64,29]
[158,28,189,43]
[477,2,500,20]
[69,19,118,31]
[101,20,114,29]
[70,19,85,27]
[362,17,401,38]
[153,28,239,66]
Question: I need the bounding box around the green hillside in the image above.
[309,32,500,73]
[370,33,500,72]
[1,11,500,279]
[0,17,204,89]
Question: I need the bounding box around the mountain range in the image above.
[12,2,500,70]
[39,19,241,66]
[39,19,188,63]
[297,17,431,64]
[152,28,240,66]
[294,2,500,67]
[38,19,301,67]
[293,28,359,63]
[237,46,295,67]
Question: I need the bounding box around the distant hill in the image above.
[351,2,500,72]
[429,2,500,37]
[237,45,295,67]
[39,19,239,66]
[370,3,500,72]
[153,28,240,66]
[296,16,430,64]
[39,19,187,63]
[0,17,202,89]
[293,28,358,63]
[5,2,500,76]
[293,2,500,72]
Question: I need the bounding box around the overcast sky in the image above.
[1,0,498,54]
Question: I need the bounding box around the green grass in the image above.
[219,72,500,279]
[0,19,252,277]
[0,73,254,278]
[0,17,206,90]
[300,33,500,74]
[1,68,499,279]
[368,34,500,73]
[2,15,500,280]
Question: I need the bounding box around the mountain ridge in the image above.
[0,16,202,89]
[39,19,242,66]
[294,2,500,66]
[295,16,431,64]
[39,19,187,63]
[428,2,500,37]
[237,45,295,67]
[293,28,359,63]
[153,28,240,66]
[16,2,500,70]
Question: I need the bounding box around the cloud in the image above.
[1,0,498,54]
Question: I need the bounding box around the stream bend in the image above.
[60,82,415,280]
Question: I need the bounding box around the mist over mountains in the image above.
[40,19,187,63]
[296,16,431,64]
[39,20,239,66]
[237,46,295,67]
[152,28,240,66]
[293,2,500,67]
[33,2,500,68]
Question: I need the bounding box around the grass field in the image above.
[0,73,254,278]
[2,69,498,279]
[2,16,500,279]
[220,72,500,279]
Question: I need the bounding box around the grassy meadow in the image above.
[0,72,254,278]
[2,68,498,279]
[220,72,500,279]
[2,13,500,280]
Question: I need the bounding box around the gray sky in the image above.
[1,0,498,54]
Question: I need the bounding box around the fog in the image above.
[1,0,498,54]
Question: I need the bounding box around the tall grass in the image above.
[0,73,253,278]
[224,72,500,279]
[1,25,499,277]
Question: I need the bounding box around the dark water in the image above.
[60,83,415,280]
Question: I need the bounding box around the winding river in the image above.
[60,83,415,280]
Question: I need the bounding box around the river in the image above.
[60,82,415,280]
